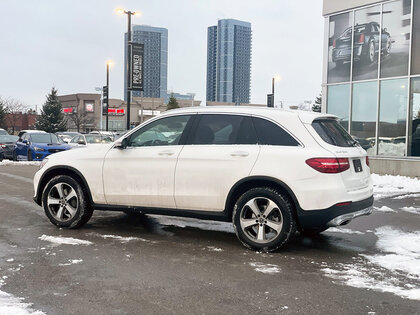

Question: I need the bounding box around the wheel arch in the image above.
[35,166,93,206]
[224,176,302,226]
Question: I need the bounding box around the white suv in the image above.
[33,107,373,251]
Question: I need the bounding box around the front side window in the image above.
[252,117,299,146]
[129,115,191,147]
[191,114,257,145]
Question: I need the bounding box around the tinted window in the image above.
[129,115,191,147]
[192,115,257,145]
[30,134,60,144]
[252,117,299,146]
[313,119,356,147]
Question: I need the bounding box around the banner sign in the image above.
[130,43,144,91]
[108,108,125,115]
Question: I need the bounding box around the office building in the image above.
[206,19,252,104]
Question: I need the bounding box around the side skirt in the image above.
[93,204,231,222]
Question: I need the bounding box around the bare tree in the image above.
[66,108,94,133]
[2,97,27,134]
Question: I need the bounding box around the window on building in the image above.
[327,12,353,84]
[327,84,350,129]
[413,0,420,74]
[352,5,381,81]
[381,0,411,78]
[351,81,378,154]
[409,77,420,156]
[378,78,408,156]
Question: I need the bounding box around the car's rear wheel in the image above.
[232,187,296,252]
[27,150,33,161]
[42,175,93,228]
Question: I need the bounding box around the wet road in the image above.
[0,165,419,314]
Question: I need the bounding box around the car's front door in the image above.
[15,133,29,160]
[102,114,194,208]
[174,114,260,211]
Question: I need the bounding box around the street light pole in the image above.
[272,77,275,107]
[106,62,111,131]
[117,8,138,130]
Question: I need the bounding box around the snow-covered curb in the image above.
[0,160,41,166]
[372,173,420,200]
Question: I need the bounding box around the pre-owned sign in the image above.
[130,43,144,91]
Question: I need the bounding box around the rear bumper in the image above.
[297,195,374,229]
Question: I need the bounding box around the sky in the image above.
[0,0,324,110]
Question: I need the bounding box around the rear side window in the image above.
[312,119,355,147]
[252,117,299,146]
[192,114,257,145]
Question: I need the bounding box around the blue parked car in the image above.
[14,132,72,161]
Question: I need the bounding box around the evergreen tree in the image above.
[35,87,67,132]
[312,92,322,113]
[167,94,179,110]
[0,98,6,129]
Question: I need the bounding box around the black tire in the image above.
[12,150,17,161]
[300,227,329,237]
[27,150,33,161]
[42,175,93,229]
[364,40,375,64]
[232,187,296,252]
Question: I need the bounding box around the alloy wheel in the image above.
[47,183,78,222]
[239,197,283,244]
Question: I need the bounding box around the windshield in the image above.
[30,133,61,144]
[0,135,18,143]
[312,119,356,147]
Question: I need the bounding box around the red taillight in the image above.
[366,156,370,167]
[306,158,350,174]
[358,33,365,43]
[0,144,5,148]
[333,39,336,48]
[335,201,352,207]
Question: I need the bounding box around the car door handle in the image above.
[230,151,249,157]
[158,150,175,156]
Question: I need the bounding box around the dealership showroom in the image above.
[322,0,420,176]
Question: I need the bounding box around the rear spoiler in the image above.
[298,112,338,124]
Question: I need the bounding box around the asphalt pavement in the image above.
[0,165,419,314]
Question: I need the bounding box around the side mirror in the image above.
[114,137,128,149]
[383,27,387,33]
[22,139,28,145]
[78,140,86,145]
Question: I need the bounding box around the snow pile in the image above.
[322,226,420,300]
[0,278,45,314]
[372,174,420,200]
[38,235,93,246]
[94,234,145,243]
[373,206,396,213]
[249,262,280,274]
[206,246,223,252]
[0,160,41,166]
[393,193,420,200]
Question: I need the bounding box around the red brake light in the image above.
[366,156,369,167]
[333,39,336,48]
[306,158,350,174]
[358,33,365,43]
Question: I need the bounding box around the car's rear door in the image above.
[174,114,260,211]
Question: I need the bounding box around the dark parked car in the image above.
[0,146,4,161]
[14,132,71,161]
[332,22,391,66]
[0,135,19,159]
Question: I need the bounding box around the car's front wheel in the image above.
[233,187,296,252]
[42,175,93,228]
[12,150,17,161]
[27,150,33,161]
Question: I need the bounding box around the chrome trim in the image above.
[327,206,373,227]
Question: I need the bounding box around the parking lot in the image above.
[0,164,419,314]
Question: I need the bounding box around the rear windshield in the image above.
[312,119,355,147]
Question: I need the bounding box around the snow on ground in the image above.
[326,227,365,235]
[249,262,281,274]
[0,278,45,315]
[0,160,40,166]
[58,259,83,266]
[205,246,223,252]
[393,193,420,200]
[90,233,151,243]
[373,206,396,213]
[400,207,420,214]
[322,226,420,300]
[38,235,92,246]
[372,174,420,200]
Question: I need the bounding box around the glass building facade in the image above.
[324,0,420,158]
[206,19,252,103]
[125,25,168,102]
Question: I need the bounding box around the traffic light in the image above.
[103,86,109,115]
